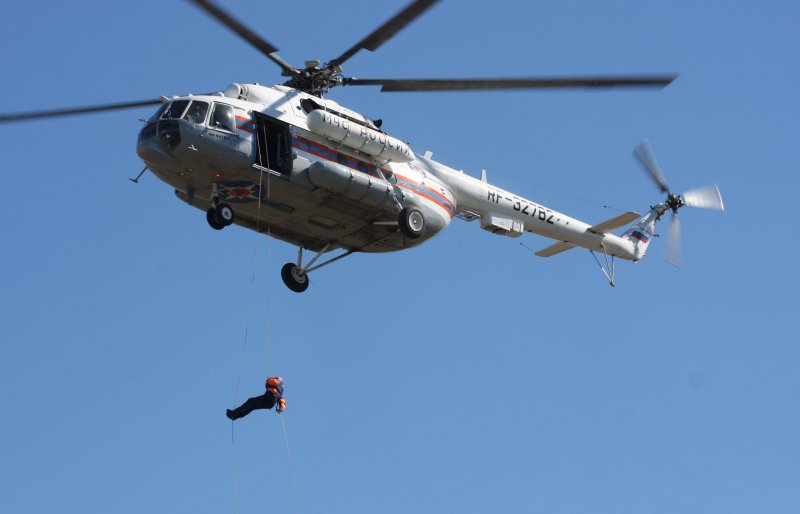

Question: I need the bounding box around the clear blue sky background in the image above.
[1,1,798,513]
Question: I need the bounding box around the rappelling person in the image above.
[226,376,287,420]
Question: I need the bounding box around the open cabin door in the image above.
[253,113,291,176]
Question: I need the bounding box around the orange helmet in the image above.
[266,376,284,388]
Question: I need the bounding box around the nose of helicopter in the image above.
[136,119,181,169]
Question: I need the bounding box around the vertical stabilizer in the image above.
[622,208,660,260]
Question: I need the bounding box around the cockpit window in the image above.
[210,103,236,132]
[183,101,209,124]
[149,103,169,122]
[162,100,190,120]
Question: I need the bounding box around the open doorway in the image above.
[253,113,291,176]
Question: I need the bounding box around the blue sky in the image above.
[1,1,798,513]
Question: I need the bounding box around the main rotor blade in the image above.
[633,139,670,194]
[683,184,725,211]
[663,213,682,267]
[345,75,677,91]
[188,0,298,77]
[327,0,440,69]
[0,99,163,123]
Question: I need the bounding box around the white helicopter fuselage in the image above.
[136,82,648,264]
[2,0,713,291]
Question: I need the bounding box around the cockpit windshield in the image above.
[162,100,190,120]
[149,99,211,125]
[148,103,168,122]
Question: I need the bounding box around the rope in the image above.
[264,181,273,377]
[230,424,240,514]
[232,162,268,405]
[230,161,269,514]
[263,168,298,513]
[264,148,297,514]
[229,136,298,513]
[229,234,261,514]
[258,123,273,377]
[279,414,299,514]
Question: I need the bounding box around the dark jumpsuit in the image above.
[227,380,284,420]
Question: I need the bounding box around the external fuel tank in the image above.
[306,110,413,163]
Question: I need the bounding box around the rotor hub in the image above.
[666,193,684,213]
[283,67,346,97]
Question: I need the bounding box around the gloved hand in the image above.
[276,398,287,413]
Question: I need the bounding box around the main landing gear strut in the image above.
[279,207,425,292]
[206,183,235,230]
[281,245,355,293]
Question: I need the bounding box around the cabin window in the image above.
[162,100,190,120]
[336,153,349,166]
[210,103,236,132]
[183,101,209,124]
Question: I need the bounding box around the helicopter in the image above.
[0,0,723,291]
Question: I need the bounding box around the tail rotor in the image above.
[664,213,682,267]
[633,140,724,266]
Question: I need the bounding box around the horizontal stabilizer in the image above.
[536,241,576,257]
[588,211,641,234]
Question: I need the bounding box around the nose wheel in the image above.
[206,202,235,230]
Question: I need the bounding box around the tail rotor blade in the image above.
[683,184,725,211]
[634,139,670,194]
[663,213,682,267]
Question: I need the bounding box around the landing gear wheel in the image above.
[281,263,309,293]
[214,203,235,226]
[399,207,424,239]
[206,208,225,230]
